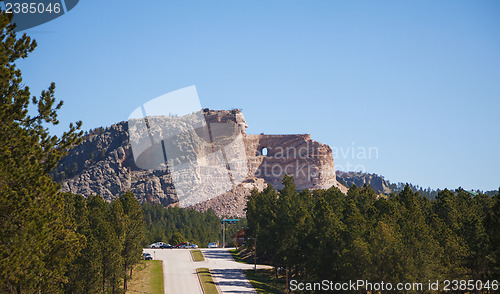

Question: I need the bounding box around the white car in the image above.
[208,242,218,248]
[148,242,167,248]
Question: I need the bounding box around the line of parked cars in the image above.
[148,241,198,249]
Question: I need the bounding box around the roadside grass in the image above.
[196,268,219,294]
[127,260,164,294]
[231,247,285,294]
[244,269,286,294]
[149,260,164,294]
[229,247,254,264]
[191,249,205,262]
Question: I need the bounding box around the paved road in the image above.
[143,248,202,294]
[143,248,271,294]
[202,248,271,294]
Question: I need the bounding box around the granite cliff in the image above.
[55,109,347,217]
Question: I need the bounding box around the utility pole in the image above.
[254,236,257,271]
[222,221,225,248]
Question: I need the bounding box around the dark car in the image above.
[143,253,153,260]
[160,243,173,249]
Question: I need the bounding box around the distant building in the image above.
[232,228,247,247]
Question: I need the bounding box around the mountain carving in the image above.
[55,109,347,217]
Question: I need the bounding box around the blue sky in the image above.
[16,0,500,191]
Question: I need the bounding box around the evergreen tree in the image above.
[63,193,101,294]
[107,199,126,293]
[120,191,145,290]
[169,231,186,245]
[485,189,500,279]
[0,12,83,293]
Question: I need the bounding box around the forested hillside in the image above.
[142,203,247,247]
[246,175,499,290]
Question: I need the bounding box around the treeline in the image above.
[0,12,149,293]
[388,182,438,199]
[389,181,498,200]
[246,175,499,290]
[63,192,144,293]
[143,203,246,247]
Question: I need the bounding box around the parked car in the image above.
[174,242,189,248]
[208,242,218,248]
[148,242,167,248]
[143,253,153,260]
[160,243,173,249]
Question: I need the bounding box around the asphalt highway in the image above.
[143,248,272,294]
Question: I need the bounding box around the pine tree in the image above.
[486,190,500,279]
[169,231,186,245]
[120,191,145,290]
[0,12,83,293]
[107,199,126,293]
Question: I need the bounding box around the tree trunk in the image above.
[123,262,128,290]
[254,237,257,271]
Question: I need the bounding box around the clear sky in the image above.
[16,0,500,191]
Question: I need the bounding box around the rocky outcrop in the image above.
[335,171,391,195]
[188,178,267,217]
[56,109,347,217]
[56,122,178,206]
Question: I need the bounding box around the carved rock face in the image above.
[57,109,346,216]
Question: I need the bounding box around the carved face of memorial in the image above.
[128,86,249,207]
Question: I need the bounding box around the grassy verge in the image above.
[229,247,254,264]
[231,247,285,294]
[244,269,286,294]
[191,249,205,262]
[196,268,219,294]
[126,260,164,294]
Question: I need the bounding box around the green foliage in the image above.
[169,231,186,245]
[119,191,145,290]
[0,11,83,293]
[246,177,498,287]
[63,192,145,294]
[142,203,245,247]
[486,189,500,278]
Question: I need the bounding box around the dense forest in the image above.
[63,192,144,293]
[142,203,247,248]
[0,13,146,293]
[246,175,499,292]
